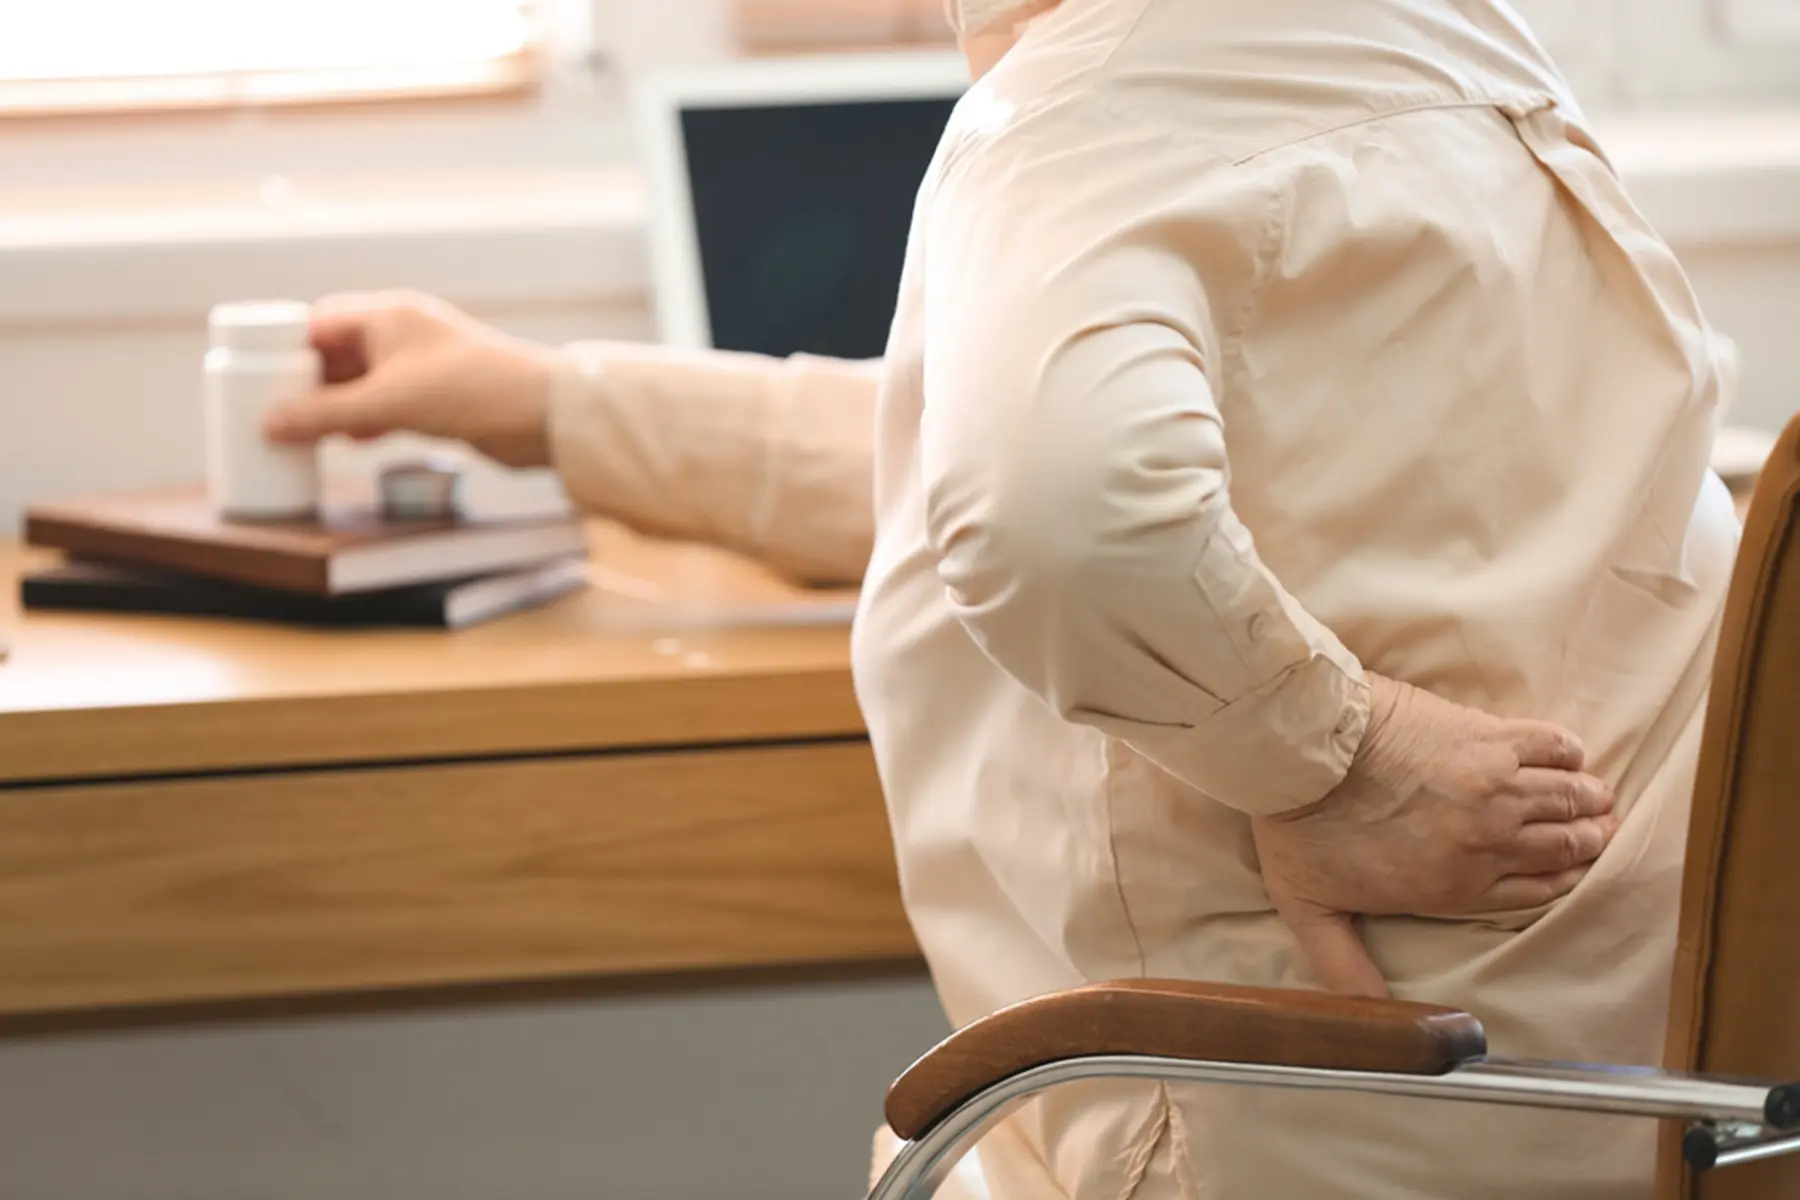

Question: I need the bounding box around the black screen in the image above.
[680,95,958,360]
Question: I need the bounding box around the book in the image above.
[22,557,590,630]
[23,484,588,596]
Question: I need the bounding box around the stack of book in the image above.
[19,485,591,630]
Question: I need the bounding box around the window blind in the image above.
[0,0,537,116]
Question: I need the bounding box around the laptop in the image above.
[632,50,966,360]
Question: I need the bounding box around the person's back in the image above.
[852,0,1740,1194]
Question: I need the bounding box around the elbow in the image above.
[918,321,1231,641]
[762,528,873,588]
[922,414,1228,631]
[924,439,1105,616]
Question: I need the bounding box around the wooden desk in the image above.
[0,481,1758,1032]
[0,524,918,1031]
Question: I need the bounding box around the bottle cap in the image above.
[208,299,313,354]
[380,454,464,521]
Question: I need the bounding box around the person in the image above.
[265,0,1741,1194]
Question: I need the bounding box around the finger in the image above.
[305,300,385,385]
[317,345,369,387]
[309,291,423,364]
[1506,720,1585,771]
[308,304,370,353]
[1509,769,1615,823]
[306,291,388,346]
[1280,904,1390,999]
[311,324,370,385]
[1479,865,1592,910]
[263,378,402,444]
[1497,813,1619,876]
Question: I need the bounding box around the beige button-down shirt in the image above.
[550,1,1742,1194]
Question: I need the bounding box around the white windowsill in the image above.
[1,109,1797,331]
[0,167,648,328]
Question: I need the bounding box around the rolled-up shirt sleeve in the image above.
[547,340,879,585]
[918,151,1369,816]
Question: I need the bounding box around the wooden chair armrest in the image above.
[884,979,1487,1140]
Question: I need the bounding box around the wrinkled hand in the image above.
[1253,674,1618,998]
[263,291,559,468]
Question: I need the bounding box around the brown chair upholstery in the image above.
[875,415,1800,1198]
[1660,416,1800,1199]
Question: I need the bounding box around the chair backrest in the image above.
[1660,415,1800,1199]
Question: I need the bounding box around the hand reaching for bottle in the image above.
[1253,673,1618,997]
[263,291,559,468]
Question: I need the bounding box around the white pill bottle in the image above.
[203,299,322,519]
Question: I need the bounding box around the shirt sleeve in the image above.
[545,339,879,585]
[918,145,1369,817]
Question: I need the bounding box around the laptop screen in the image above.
[679,95,958,361]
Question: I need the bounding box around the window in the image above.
[0,0,538,116]
[731,0,949,51]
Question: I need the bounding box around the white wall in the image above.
[1599,113,1800,428]
[1508,0,1800,110]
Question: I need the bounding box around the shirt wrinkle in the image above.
[1112,1089,1175,1200]
[1102,742,1152,979]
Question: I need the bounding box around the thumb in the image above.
[263,376,403,445]
[1277,900,1390,999]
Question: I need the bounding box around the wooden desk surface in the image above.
[2,491,1760,787]
[0,522,866,785]
[0,524,915,1029]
